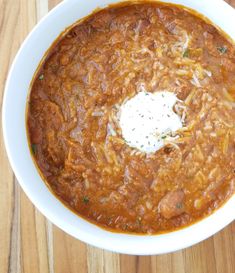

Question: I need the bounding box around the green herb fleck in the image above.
[183,49,189,58]
[217,46,227,54]
[161,135,167,139]
[31,144,37,154]
[123,224,128,230]
[83,196,89,204]
[176,203,183,209]
[39,74,44,80]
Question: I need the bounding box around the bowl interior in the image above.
[2,0,235,255]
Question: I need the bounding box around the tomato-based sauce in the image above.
[27,2,235,234]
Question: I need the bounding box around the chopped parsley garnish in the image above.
[31,144,37,154]
[217,46,227,54]
[39,74,44,80]
[123,223,128,230]
[176,203,183,209]
[183,49,189,58]
[83,196,89,204]
[161,135,167,139]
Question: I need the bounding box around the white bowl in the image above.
[2,0,235,255]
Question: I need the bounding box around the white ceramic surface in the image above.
[2,0,235,255]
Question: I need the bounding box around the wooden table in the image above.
[0,1,235,272]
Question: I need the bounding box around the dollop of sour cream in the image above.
[119,91,182,153]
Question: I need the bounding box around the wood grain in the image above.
[0,1,234,272]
